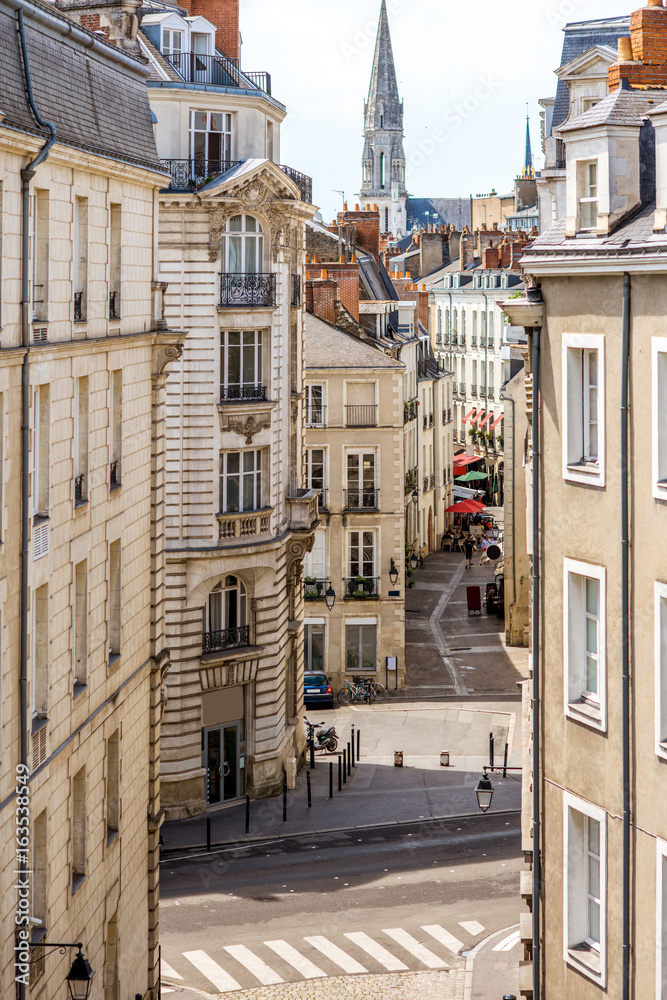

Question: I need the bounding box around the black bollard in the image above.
[307,769,312,808]
[283,774,287,822]
[503,741,509,779]
[357,727,360,760]
[206,815,211,852]
[338,754,342,791]
[489,732,494,768]
[351,725,355,767]
[342,748,347,784]
[245,794,250,834]
[347,742,351,776]
[309,730,315,770]
[329,761,333,799]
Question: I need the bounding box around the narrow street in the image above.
[159,548,529,999]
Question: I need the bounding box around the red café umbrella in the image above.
[445,498,486,514]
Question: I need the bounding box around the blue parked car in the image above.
[303,672,334,710]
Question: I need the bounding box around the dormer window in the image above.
[579,161,598,231]
[163,28,183,58]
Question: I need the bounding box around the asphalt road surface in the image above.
[160,812,522,996]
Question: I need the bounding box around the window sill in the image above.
[74,498,88,510]
[657,740,667,761]
[566,944,602,982]
[73,683,87,699]
[71,872,86,894]
[564,463,604,487]
[566,698,603,729]
[109,483,122,493]
[31,715,48,735]
[108,652,121,671]
[106,828,119,848]
[200,644,261,665]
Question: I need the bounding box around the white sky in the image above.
[240,0,624,222]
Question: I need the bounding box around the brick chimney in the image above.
[306,272,337,325]
[482,245,500,269]
[337,205,381,262]
[181,0,240,61]
[607,0,667,91]
[305,260,360,322]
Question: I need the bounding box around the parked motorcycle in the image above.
[304,718,338,753]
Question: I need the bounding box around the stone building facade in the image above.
[0,2,181,998]
[502,7,667,994]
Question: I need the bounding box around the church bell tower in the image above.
[360,0,408,237]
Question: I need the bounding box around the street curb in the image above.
[464,922,520,1000]
[159,808,521,863]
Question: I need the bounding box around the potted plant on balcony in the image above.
[304,576,317,598]
[497,434,504,450]
[349,575,368,598]
[469,427,478,443]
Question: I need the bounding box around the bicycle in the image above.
[337,679,372,706]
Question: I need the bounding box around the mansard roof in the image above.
[557,85,666,133]
[364,0,402,133]
[0,0,161,171]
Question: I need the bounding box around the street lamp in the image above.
[66,950,95,1000]
[475,773,495,813]
[324,584,336,611]
[409,553,418,571]
[411,489,419,507]
[389,559,399,586]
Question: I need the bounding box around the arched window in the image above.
[379,152,386,188]
[207,576,248,647]
[222,215,264,275]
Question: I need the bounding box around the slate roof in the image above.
[305,313,404,370]
[551,15,630,134]
[558,86,667,132]
[406,197,471,229]
[0,0,161,171]
[523,201,667,262]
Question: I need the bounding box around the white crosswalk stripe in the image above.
[304,936,368,974]
[493,929,520,953]
[344,931,408,971]
[458,920,485,936]
[160,960,183,981]
[224,945,284,985]
[183,950,241,993]
[421,924,464,954]
[264,940,326,979]
[382,928,448,969]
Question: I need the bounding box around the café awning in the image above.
[490,413,504,431]
[462,408,476,423]
[479,411,493,428]
[452,454,483,466]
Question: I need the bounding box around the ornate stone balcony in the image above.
[217,508,272,542]
[286,489,320,532]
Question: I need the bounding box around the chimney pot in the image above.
[355,203,360,211]
[617,36,633,61]
[339,255,345,263]
[313,254,320,263]
[320,269,328,280]
[351,254,357,263]
[373,203,378,211]
[343,202,348,211]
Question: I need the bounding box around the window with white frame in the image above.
[304,530,326,584]
[162,28,183,56]
[221,331,264,401]
[562,335,606,486]
[579,160,598,231]
[304,621,325,673]
[653,338,667,500]
[306,448,326,507]
[348,530,376,580]
[219,450,264,513]
[564,792,606,985]
[305,384,325,426]
[656,582,667,759]
[208,576,247,635]
[564,558,606,729]
[345,620,377,672]
[346,452,376,508]
[190,111,233,167]
[657,839,667,1000]
[221,215,263,275]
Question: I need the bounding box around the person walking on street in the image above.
[464,535,475,569]
[479,536,490,566]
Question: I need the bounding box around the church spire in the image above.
[524,105,534,176]
[364,0,402,132]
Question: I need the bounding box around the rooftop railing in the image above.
[160,158,312,200]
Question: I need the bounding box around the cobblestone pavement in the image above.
[165,969,467,1000]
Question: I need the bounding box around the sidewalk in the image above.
[161,700,521,854]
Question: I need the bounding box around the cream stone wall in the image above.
[305,361,406,689]
[0,133,180,1000]
[531,271,667,998]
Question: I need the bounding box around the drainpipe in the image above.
[15,14,56,1000]
[530,317,541,1000]
[621,272,631,1000]
[500,391,516,611]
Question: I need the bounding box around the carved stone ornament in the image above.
[287,536,314,576]
[224,413,271,444]
[152,338,184,378]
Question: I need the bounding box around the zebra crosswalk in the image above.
[162,920,505,992]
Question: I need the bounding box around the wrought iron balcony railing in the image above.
[459,382,466,394]
[220,384,267,402]
[159,158,313,201]
[305,406,326,428]
[109,290,118,320]
[74,292,83,322]
[344,488,379,510]
[220,273,276,307]
[405,467,418,493]
[291,274,301,307]
[346,404,377,427]
[316,489,328,510]
[345,577,379,599]
[403,400,417,423]
[304,578,328,600]
[163,51,272,94]
[75,474,85,505]
[471,384,477,397]
[202,624,250,653]
[429,473,436,490]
